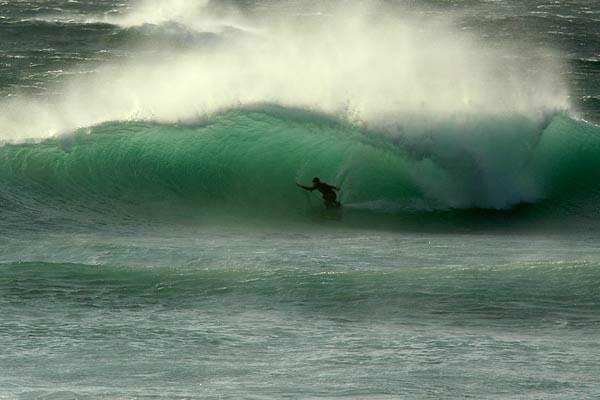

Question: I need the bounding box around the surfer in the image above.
[297,177,341,209]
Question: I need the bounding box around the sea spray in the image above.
[0,1,569,140]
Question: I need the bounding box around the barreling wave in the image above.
[1,106,600,230]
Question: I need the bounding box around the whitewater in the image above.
[1,0,600,398]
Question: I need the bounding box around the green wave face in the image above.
[1,106,600,229]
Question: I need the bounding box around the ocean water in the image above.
[1,0,600,398]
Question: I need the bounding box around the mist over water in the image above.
[0,0,570,140]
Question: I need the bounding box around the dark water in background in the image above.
[1,1,600,398]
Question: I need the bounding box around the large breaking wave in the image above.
[1,0,595,230]
[1,106,600,230]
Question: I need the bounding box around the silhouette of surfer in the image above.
[297,177,341,209]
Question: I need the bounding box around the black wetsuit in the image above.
[299,181,341,208]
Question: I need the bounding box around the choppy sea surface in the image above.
[1,1,600,398]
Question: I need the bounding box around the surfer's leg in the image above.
[323,191,340,209]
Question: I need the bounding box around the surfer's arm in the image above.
[296,183,315,191]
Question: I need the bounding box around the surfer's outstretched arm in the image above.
[296,183,315,191]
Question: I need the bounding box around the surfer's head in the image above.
[312,177,320,183]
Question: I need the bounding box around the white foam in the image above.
[0,1,571,140]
